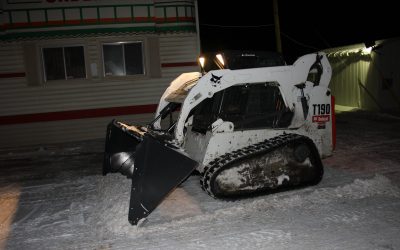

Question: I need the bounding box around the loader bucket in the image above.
[128,135,197,225]
[102,120,197,225]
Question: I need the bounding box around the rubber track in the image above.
[200,133,323,198]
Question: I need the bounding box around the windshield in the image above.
[192,83,293,133]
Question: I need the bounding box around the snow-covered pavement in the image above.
[1,110,400,250]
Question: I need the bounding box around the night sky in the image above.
[198,1,399,63]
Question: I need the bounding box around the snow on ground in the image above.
[1,110,400,249]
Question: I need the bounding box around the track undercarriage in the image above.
[201,133,323,198]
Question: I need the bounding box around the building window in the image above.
[103,42,144,76]
[42,46,86,81]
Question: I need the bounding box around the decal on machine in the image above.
[312,104,330,129]
[210,74,222,86]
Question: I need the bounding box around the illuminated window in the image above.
[102,42,144,76]
[42,46,86,81]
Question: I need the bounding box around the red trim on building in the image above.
[115,17,133,23]
[64,20,82,25]
[178,17,195,22]
[155,17,177,22]
[47,20,66,26]
[98,18,117,23]
[155,17,195,23]
[161,62,198,67]
[133,17,155,22]
[0,72,26,78]
[82,19,98,24]
[0,62,197,79]
[31,21,48,27]
[0,104,158,125]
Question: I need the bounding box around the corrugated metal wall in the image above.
[0,33,199,147]
[326,38,400,112]
[329,57,367,108]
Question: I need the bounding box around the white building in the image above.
[0,0,199,147]
[325,37,400,113]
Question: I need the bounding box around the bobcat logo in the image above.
[210,73,222,86]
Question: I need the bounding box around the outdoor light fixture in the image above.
[361,40,376,55]
[364,40,376,48]
[198,56,205,68]
[214,53,225,69]
[362,46,372,54]
[362,40,377,54]
[198,56,205,74]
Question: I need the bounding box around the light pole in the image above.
[194,0,201,55]
[273,0,282,53]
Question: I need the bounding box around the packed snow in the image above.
[1,110,400,249]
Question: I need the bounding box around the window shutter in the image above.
[23,43,43,86]
[147,37,161,78]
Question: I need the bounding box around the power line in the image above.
[280,32,320,50]
[200,22,320,51]
[313,28,331,48]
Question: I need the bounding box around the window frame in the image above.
[101,41,145,77]
[41,44,87,83]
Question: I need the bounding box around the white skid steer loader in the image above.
[103,51,335,225]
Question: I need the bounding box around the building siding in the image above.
[0,1,199,148]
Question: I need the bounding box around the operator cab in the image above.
[153,51,287,133]
[192,50,291,133]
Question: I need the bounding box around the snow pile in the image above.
[90,174,400,236]
[339,174,400,198]
[310,174,400,204]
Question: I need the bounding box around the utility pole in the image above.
[194,0,201,55]
[273,0,282,53]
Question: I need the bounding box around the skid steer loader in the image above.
[103,51,334,225]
